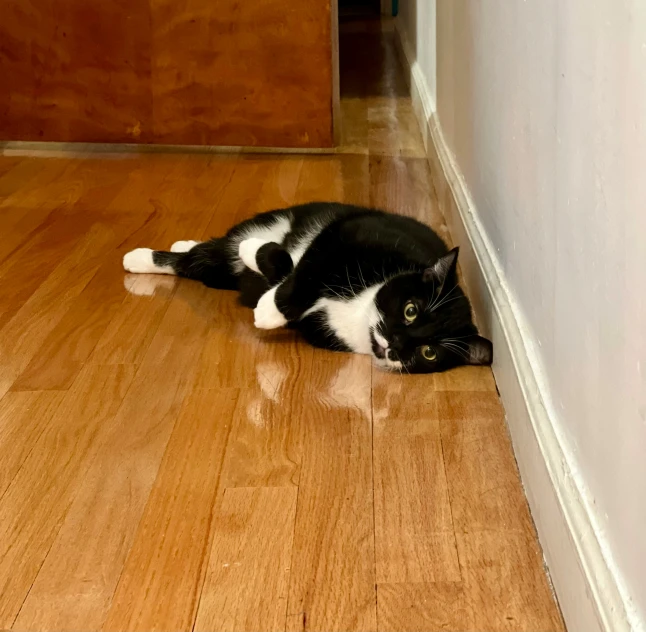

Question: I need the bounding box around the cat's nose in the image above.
[391,334,404,351]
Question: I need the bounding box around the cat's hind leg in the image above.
[123,238,238,290]
[123,248,175,275]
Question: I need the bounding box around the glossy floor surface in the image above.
[0,21,564,632]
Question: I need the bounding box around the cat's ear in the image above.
[465,335,493,365]
[423,247,459,289]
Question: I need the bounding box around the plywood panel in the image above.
[0,0,152,143]
[0,0,335,147]
[151,0,334,147]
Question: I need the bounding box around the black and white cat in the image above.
[123,202,492,373]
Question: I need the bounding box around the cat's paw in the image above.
[123,248,174,275]
[238,238,266,273]
[254,287,288,329]
[123,248,155,273]
[170,240,199,253]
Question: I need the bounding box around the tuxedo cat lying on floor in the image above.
[123,202,492,373]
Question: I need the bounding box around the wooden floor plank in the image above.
[456,530,565,631]
[0,155,24,181]
[286,352,377,632]
[0,223,125,399]
[218,332,306,488]
[0,157,48,199]
[100,388,239,632]
[12,282,219,631]
[193,487,298,632]
[11,158,220,391]
[432,365,497,392]
[372,370,460,584]
[0,159,138,330]
[438,391,534,533]
[0,391,66,498]
[377,582,468,632]
[0,364,136,628]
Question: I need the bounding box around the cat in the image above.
[123,202,492,373]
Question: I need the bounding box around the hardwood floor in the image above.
[0,21,564,632]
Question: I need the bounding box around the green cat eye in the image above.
[421,345,437,361]
[404,301,418,322]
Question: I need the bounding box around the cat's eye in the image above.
[404,302,418,322]
[421,345,437,361]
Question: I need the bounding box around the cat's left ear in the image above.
[423,247,459,289]
[465,335,493,365]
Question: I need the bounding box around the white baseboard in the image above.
[395,20,643,632]
[392,19,435,155]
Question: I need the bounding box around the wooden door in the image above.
[0,0,337,148]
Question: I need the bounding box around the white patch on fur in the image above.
[303,283,384,355]
[287,222,327,266]
[238,237,266,273]
[123,248,175,275]
[170,240,199,253]
[254,286,288,329]
[373,330,389,350]
[374,357,404,372]
[229,216,292,274]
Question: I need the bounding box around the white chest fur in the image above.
[305,284,383,355]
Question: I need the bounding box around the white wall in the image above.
[396,0,436,108]
[433,0,646,626]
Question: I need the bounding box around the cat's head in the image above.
[371,248,493,373]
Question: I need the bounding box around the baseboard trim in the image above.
[392,19,435,155]
[396,22,643,632]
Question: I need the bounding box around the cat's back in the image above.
[331,208,449,264]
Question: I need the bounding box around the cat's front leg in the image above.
[253,273,313,330]
[239,238,293,285]
[254,285,289,329]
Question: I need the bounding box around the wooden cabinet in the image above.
[0,0,337,147]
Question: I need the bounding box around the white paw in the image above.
[123,248,174,275]
[170,240,199,253]
[123,248,155,273]
[254,286,288,329]
[238,238,266,274]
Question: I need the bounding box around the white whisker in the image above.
[430,283,459,312]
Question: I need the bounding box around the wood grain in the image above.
[100,389,239,631]
[0,364,135,628]
[13,283,219,631]
[377,582,468,632]
[9,160,182,391]
[0,0,335,147]
[456,530,565,631]
[193,487,298,632]
[0,391,65,498]
[218,333,306,488]
[372,370,460,585]
[286,353,377,632]
[438,391,534,532]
